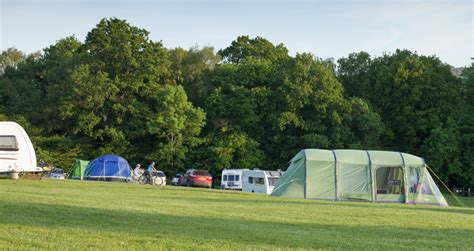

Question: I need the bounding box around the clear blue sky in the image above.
[1,0,472,67]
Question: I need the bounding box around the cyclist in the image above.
[146,162,156,184]
[133,164,142,179]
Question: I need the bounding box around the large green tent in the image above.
[271,149,448,206]
[68,159,90,180]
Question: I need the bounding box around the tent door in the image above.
[375,166,405,203]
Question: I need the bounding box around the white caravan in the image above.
[0,122,39,173]
[220,169,248,190]
[242,170,284,195]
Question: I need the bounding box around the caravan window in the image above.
[228,175,235,182]
[248,177,254,184]
[268,177,279,186]
[255,177,264,185]
[223,175,227,181]
[0,136,18,151]
[235,175,240,181]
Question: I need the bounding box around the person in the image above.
[146,162,156,184]
[134,164,142,178]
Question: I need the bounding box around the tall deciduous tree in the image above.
[337,50,469,186]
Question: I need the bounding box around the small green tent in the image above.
[271,149,448,206]
[68,159,90,180]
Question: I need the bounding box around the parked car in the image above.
[48,168,65,179]
[171,174,182,186]
[179,169,212,188]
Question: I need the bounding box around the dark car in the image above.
[171,174,182,186]
[179,169,212,188]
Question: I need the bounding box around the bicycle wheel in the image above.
[153,177,163,186]
[138,175,148,185]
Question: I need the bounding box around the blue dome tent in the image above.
[84,155,132,181]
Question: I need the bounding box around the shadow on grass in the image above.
[149,194,474,216]
[1,201,472,249]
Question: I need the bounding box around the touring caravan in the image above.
[242,170,284,194]
[220,169,248,190]
[0,122,39,174]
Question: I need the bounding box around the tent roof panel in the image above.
[333,149,369,165]
[303,149,333,162]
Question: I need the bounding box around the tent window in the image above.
[421,181,433,195]
[375,166,404,195]
[409,166,420,193]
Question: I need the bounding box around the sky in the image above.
[0,0,472,67]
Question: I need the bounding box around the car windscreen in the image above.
[193,170,210,176]
[0,136,18,151]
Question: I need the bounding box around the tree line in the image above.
[0,18,472,187]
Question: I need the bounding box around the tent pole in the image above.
[331,150,338,201]
[303,150,307,199]
[366,151,375,202]
[399,152,409,204]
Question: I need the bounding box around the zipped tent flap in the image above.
[271,151,305,198]
[306,149,335,200]
[335,150,371,201]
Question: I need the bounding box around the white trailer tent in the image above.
[0,122,40,173]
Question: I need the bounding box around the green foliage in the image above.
[146,84,205,173]
[337,50,470,186]
[0,18,204,173]
[218,35,289,64]
[0,18,472,187]
[0,47,25,74]
[169,46,220,106]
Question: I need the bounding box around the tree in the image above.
[204,37,380,170]
[0,47,25,74]
[337,50,469,186]
[37,18,204,170]
[169,46,220,106]
[146,84,205,173]
[218,35,289,64]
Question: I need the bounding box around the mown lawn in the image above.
[0,180,473,250]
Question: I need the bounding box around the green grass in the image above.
[0,180,473,250]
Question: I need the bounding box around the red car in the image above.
[179,169,212,188]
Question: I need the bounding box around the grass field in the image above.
[1,180,473,250]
